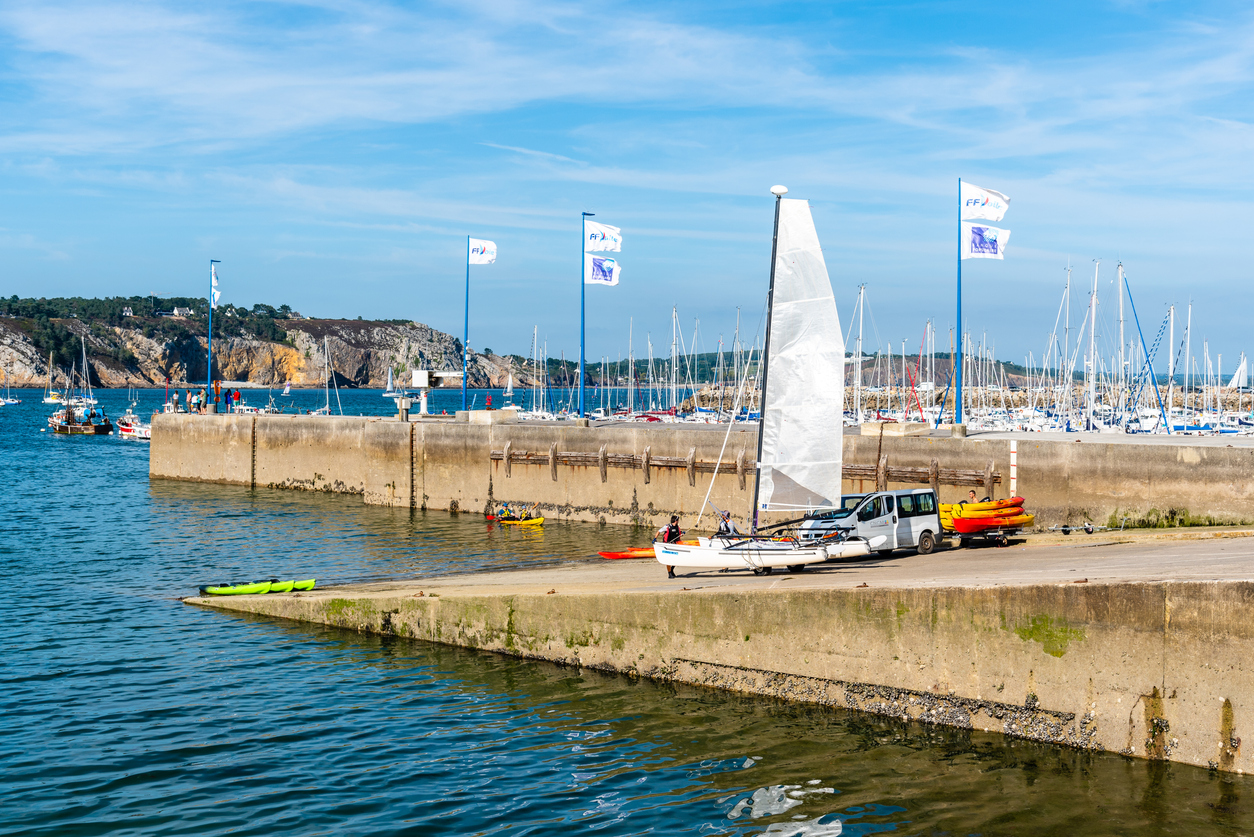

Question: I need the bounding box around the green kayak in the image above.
[199,580,272,596]
[197,578,315,596]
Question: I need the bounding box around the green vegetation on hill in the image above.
[0,295,301,365]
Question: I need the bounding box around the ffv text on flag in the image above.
[584,221,622,252]
[468,238,497,264]
[960,183,1010,222]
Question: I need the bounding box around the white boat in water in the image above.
[657,188,865,575]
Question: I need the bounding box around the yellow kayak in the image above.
[499,517,544,526]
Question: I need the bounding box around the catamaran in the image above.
[655,187,872,576]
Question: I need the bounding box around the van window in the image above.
[898,494,916,516]
[857,496,882,521]
[915,493,936,514]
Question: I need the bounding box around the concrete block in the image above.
[468,410,517,425]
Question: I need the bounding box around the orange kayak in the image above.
[599,541,697,559]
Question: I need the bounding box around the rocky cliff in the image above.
[0,315,537,390]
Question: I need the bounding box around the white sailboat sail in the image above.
[1227,357,1248,390]
[504,374,514,396]
[756,198,846,512]
[656,191,863,576]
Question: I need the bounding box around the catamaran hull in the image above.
[654,538,828,570]
[824,540,873,560]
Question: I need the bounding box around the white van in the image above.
[797,489,943,556]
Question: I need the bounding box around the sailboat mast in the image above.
[1168,305,1175,421]
[1086,261,1099,429]
[1117,262,1126,417]
[855,285,865,422]
[627,318,633,413]
[750,188,787,532]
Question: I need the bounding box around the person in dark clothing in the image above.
[657,515,683,578]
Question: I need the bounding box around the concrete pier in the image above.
[151,413,1254,530]
[186,533,1254,773]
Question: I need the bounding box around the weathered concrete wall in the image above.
[188,578,1254,773]
[150,413,254,485]
[152,414,1254,529]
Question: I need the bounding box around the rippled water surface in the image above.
[2,388,1252,836]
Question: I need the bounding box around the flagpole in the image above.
[463,235,470,412]
[208,259,220,395]
[580,212,594,418]
[955,178,963,426]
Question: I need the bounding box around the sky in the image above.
[2,0,1253,375]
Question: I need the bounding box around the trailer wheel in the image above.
[752,566,772,576]
[877,549,894,556]
[787,564,806,573]
[917,531,936,555]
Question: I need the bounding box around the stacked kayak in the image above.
[940,497,1035,534]
[199,578,316,596]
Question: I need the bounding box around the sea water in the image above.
[1,388,1251,836]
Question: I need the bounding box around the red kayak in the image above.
[952,513,1035,534]
[599,541,697,559]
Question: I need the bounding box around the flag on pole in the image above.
[960,222,1011,260]
[468,238,497,264]
[960,182,1011,222]
[210,264,221,309]
[584,221,621,252]
[584,253,620,285]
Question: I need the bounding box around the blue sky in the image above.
[2,0,1253,373]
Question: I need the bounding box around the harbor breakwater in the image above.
[186,565,1254,774]
[161,414,1254,772]
[150,414,1254,529]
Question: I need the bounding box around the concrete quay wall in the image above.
[150,414,1254,529]
[188,577,1254,773]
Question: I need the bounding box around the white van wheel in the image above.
[917,531,936,555]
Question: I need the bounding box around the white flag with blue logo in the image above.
[960,182,1010,222]
[584,253,621,285]
[468,238,496,264]
[210,264,221,309]
[584,221,622,252]
[961,222,1011,260]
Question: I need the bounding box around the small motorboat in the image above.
[116,408,152,440]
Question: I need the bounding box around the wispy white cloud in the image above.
[3,1,1254,358]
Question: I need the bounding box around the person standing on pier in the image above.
[658,515,683,579]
